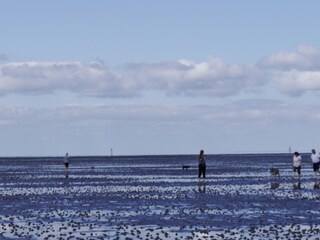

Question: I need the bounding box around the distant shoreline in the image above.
[0,152,300,159]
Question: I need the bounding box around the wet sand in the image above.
[0,154,320,239]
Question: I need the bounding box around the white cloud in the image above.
[0,57,265,98]
[257,45,320,95]
[272,70,320,96]
[2,45,320,98]
[258,45,320,70]
[123,57,265,97]
[0,61,136,97]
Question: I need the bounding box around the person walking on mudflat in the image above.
[311,149,320,177]
[292,152,302,179]
[64,152,70,173]
[198,150,206,178]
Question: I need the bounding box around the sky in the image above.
[1,1,320,156]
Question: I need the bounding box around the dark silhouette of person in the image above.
[198,150,206,178]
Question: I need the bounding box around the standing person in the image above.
[64,152,70,173]
[292,152,302,179]
[311,149,320,177]
[198,150,206,178]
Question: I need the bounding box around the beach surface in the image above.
[1,154,320,239]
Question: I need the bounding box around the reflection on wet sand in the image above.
[293,181,301,190]
[198,179,206,193]
[270,182,280,190]
[3,155,320,239]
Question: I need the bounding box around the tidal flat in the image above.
[1,154,320,239]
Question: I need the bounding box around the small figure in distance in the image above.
[64,152,70,174]
[292,151,302,179]
[198,149,206,179]
[311,149,320,178]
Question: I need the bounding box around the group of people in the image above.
[63,149,320,180]
[197,149,320,180]
[292,149,320,179]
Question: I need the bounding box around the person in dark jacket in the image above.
[198,149,206,178]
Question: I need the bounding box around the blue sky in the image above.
[1,1,320,156]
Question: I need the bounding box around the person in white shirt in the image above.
[292,152,302,179]
[311,149,320,176]
[63,152,70,173]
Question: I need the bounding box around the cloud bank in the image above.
[259,45,320,96]
[1,45,320,98]
[1,100,320,126]
[1,101,319,155]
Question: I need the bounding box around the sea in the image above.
[0,153,320,239]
